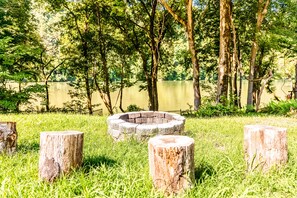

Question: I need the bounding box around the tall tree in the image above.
[159,0,201,110]
[216,0,231,104]
[246,0,270,107]
[118,0,171,111]
[0,0,45,112]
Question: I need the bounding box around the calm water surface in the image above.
[47,80,293,114]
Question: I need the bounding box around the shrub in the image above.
[126,104,143,112]
[181,103,243,117]
[260,100,297,116]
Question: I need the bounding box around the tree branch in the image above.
[158,0,187,27]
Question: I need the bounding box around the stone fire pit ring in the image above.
[107,111,185,141]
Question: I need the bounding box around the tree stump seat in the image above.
[0,122,17,154]
[244,125,287,172]
[148,135,195,195]
[39,131,84,182]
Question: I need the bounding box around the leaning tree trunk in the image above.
[39,131,84,182]
[247,0,270,107]
[148,135,195,195]
[187,2,201,110]
[0,122,17,154]
[159,0,202,110]
[255,71,273,111]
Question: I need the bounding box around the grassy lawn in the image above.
[1,113,297,197]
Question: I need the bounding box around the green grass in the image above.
[1,114,297,197]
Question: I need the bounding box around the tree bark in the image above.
[148,135,195,195]
[140,53,154,110]
[159,0,201,110]
[254,46,265,106]
[293,63,297,100]
[244,125,287,172]
[216,0,231,104]
[255,70,273,111]
[0,122,17,154]
[39,131,84,182]
[247,0,270,107]
[231,12,239,106]
[149,0,160,111]
[85,74,93,115]
[45,80,50,112]
[237,35,243,108]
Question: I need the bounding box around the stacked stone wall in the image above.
[107,111,185,141]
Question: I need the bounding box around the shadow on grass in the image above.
[82,155,117,173]
[194,162,216,183]
[18,142,40,153]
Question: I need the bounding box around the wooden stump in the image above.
[0,122,17,154]
[244,125,287,172]
[148,135,195,195]
[39,131,84,182]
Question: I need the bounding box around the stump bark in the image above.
[244,125,287,172]
[148,135,195,195]
[39,131,84,182]
[0,122,17,154]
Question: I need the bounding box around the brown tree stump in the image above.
[244,125,288,172]
[0,122,17,154]
[148,135,195,195]
[39,131,84,182]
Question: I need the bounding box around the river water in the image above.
[46,80,293,114]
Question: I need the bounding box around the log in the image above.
[0,122,17,154]
[148,135,195,195]
[244,125,287,172]
[39,131,84,182]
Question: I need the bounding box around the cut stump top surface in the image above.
[148,135,194,147]
[40,131,84,136]
[244,125,287,132]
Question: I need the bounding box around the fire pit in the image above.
[107,111,185,141]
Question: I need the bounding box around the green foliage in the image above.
[261,100,297,116]
[0,84,45,112]
[126,104,143,112]
[182,103,243,117]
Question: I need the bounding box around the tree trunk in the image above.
[0,122,17,154]
[140,53,153,110]
[39,131,84,182]
[148,135,195,195]
[119,62,125,113]
[85,74,93,115]
[238,35,243,108]
[148,0,160,111]
[255,70,273,111]
[187,0,201,110]
[231,12,239,106]
[102,57,113,115]
[247,0,270,107]
[45,80,50,112]
[159,0,201,110]
[244,125,287,172]
[216,0,231,104]
[293,63,297,100]
[254,46,265,106]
